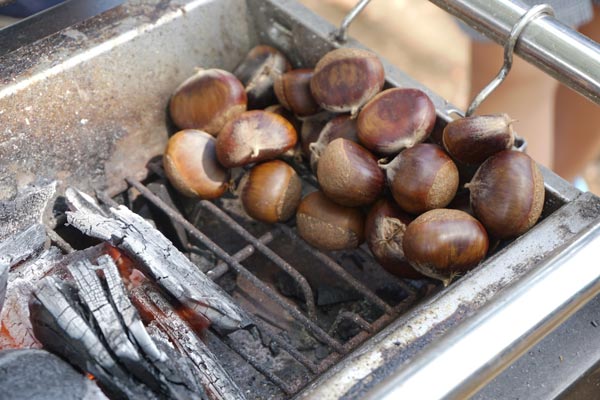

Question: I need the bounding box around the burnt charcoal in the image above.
[65,187,251,335]
[316,284,360,306]
[275,272,305,302]
[29,276,155,399]
[0,247,64,349]
[0,224,46,312]
[0,349,107,400]
[99,255,165,363]
[314,345,330,360]
[131,282,246,400]
[0,179,56,241]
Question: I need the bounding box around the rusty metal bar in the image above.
[278,225,394,314]
[125,178,345,353]
[208,232,275,281]
[197,200,318,319]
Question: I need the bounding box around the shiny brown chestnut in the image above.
[234,45,291,109]
[442,113,516,165]
[309,114,358,172]
[169,69,247,135]
[357,88,436,156]
[317,138,384,207]
[310,48,385,115]
[163,129,230,199]
[274,69,320,117]
[403,209,489,285]
[240,160,302,223]
[216,110,298,168]
[466,150,544,239]
[365,198,423,279]
[296,191,365,251]
[384,143,459,214]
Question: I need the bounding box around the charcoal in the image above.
[0,224,46,312]
[131,281,246,400]
[316,284,360,306]
[0,179,56,241]
[65,187,251,335]
[98,255,165,363]
[29,276,156,400]
[0,349,107,400]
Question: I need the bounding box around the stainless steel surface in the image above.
[333,0,372,42]
[465,4,554,116]
[429,0,600,106]
[366,218,600,400]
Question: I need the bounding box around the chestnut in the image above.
[357,88,436,156]
[234,45,291,109]
[403,209,489,285]
[216,110,298,168]
[365,198,423,279]
[442,113,516,165]
[466,150,544,239]
[163,129,230,199]
[169,69,247,135]
[274,69,320,117]
[296,191,365,251]
[317,138,384,207]
[310,47,385,115]
[240,160,301,223]
[309,114,358,172]
[384,143,459,214]
[299,112,334,158]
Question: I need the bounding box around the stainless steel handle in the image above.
[429,0,600,106]
[367,218,600,399]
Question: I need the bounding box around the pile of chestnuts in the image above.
[163,44,545,287]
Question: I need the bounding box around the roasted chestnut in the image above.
[365,198,423,279]
[384,143,459,214]
[216,110,298,168]
[274,69,320,117]
[309,114,358,172]
[403,209,489,285]
[310,48,385,115]
[163,129,230,199]
[169,69,247,135]
[357,88,436,156]
[234,45,291,109]
[296,191,365,251]
[317,138,384,207]
[240,160,301,223]
[467,150,544,239]
[442,113,516,165]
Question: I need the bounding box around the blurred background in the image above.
[299,0,600,195]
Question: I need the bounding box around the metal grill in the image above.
[57,160,432,396]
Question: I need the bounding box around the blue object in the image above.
[0,0,66,18]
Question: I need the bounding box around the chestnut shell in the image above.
[310,48,385,115]
[169,69,247,135]
[468,150,545,239]
[357,88,436,156]
[296,191,365,251]
[309,114,358,172]
[241,160,302,223]
[274,69,320,117]
[365,198,422,279]
[216,110,298,168]
[317,138,384,207]
[403,208,489,285]
[386,143,459,214]
[163,129,230,199]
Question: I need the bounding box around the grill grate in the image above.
[73,161,432,396]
